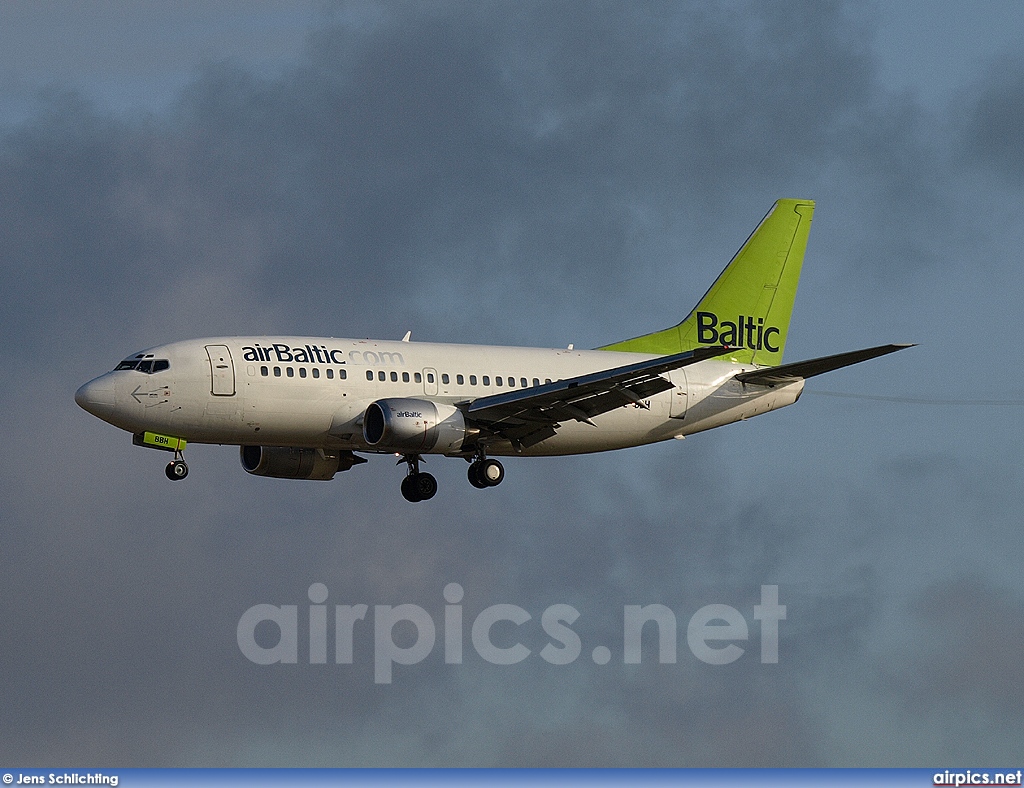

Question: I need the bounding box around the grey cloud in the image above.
[2,0,925,356]
[957,52,1024,182]
[887,578,1024,720]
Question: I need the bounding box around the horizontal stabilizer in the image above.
[734,344,915,385]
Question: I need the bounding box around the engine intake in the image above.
[363,398,467,453]
[240,446,364,480]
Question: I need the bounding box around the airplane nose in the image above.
[75,377,116,420]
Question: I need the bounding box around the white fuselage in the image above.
[76,336,803,457]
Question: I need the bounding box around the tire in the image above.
[165,460,189,481]
[468,462,488,489]
[401,474,421,502]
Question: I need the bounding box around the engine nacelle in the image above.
[362,398,468,453]
[240,446,363,481]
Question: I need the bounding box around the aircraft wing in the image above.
[734,343,915,385]
[464,345,734,449]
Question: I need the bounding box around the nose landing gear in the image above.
[165,453,189,481]
[133,433,190,482]
[399,454,437,502]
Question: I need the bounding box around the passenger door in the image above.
[205,345,236,396]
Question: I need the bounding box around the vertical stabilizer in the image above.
[599,199,814,365]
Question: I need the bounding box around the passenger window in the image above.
[533,378,540,387]
[415,372,422,383]
[274,367,281,377]
[402,372,410,383]
[326,368,334,380]
[441,373,450,385]
[496,377,503,387]
[261,366,269,377]
[299,367,307,378]
[545,378,552,384]
[378,371,386,381]
[312,368,320,379]
[521,378,528,388]
[470,375,477,385]
[507,377,515,388]
[390,371,398,382]
[340,369,347,380]
[366,370,373,381]
[427,373,435,383]
[456,374,464,385]
[483,376,490,386]
[287,367,295,378]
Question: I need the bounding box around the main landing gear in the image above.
[400,454,437,503]
[165,452,189,481]
[397,453,506,501]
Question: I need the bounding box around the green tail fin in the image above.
[599,199,814,365]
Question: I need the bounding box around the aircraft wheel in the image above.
[413,472,437,501]
[401,475,421,502]
[165,460,189,481]
[468,462,488,489]
[401,473,437,502]
[479,459,504,487]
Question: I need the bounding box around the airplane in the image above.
[75,199,912,502]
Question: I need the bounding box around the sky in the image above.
[2,0,1024,768]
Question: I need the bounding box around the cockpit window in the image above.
[114,358,170,373]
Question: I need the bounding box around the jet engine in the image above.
[362,398,468,453]
[240,446,364,480]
